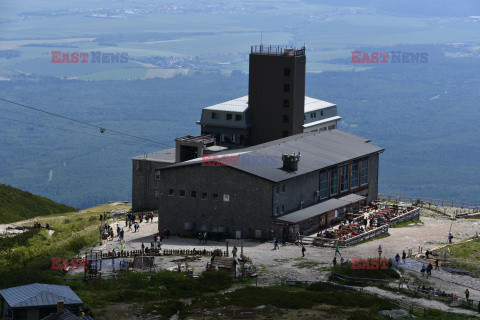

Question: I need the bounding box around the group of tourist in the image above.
[99,223,115,240]
[33,222,49,229]
[417,285,454,298]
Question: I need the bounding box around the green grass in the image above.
[70,270,232,311]
[0,202,129,288]
[432,238,480,276]
[192,283,394,311]
[0,183,75,223]
[391,219,423,228]
[0,229,41,253]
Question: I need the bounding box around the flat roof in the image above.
[132,148,176,163]
[203,96,335,114]
[338,194,366,204]
[275,198,347,224]
[274,194,366,224]
[163,129,384,183]
[203,96,249,113]
[304,97,336,113]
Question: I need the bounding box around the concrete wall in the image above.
[367,152,380,203]
[303,105,338,125]
[158,164,274,238]
[249,53,306,145]
[272,172,319,216]
[132,159,171,212]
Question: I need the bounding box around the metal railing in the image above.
[251,45,306,56]
[378,194,480,211]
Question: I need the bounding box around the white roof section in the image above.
[203,96,335,114]
[304,97,336,113]
[204,96,249,113]
[303,116,341,128]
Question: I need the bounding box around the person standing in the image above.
[435,258,439,270]
[395,253,400,264]
[335,246,341,257]
[465,288,470,300]
[378,245,382,259]
[301,245,306,257]
[232,246,237,258]
[421,264,426,277]
[120,243,125,253]
[402,250,406,264]
[426,263,433,278]
[141,242,145,253]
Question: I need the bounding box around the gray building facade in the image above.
[156,130,383,239]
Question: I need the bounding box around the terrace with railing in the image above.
[306,205,420,247]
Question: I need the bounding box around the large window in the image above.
[330,170,338,196]
[350,163,359,189]
[340,166,349,192]
[361,159,368,185]
[319,172,328,199]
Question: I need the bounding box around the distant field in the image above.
[77,67,147,80]
[1,0,479,79]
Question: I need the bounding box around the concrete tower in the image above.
[248,45,306,145]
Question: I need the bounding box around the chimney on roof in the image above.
[282,152,301,171]
[57,300,65,314]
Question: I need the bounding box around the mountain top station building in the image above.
[132,45,384,239]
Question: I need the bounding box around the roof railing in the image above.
[251,45,306,56]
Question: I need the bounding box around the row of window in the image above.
[307,125,336,133]
[309,110,324,119]
[211,112,242,121]
[319,159,368,199]
[165,189,230,202]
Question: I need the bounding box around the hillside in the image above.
[0,183,75,223]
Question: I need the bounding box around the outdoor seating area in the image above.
[312,203,419,246]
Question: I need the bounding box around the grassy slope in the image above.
[0,183,75,223]
[432,238,480,276]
